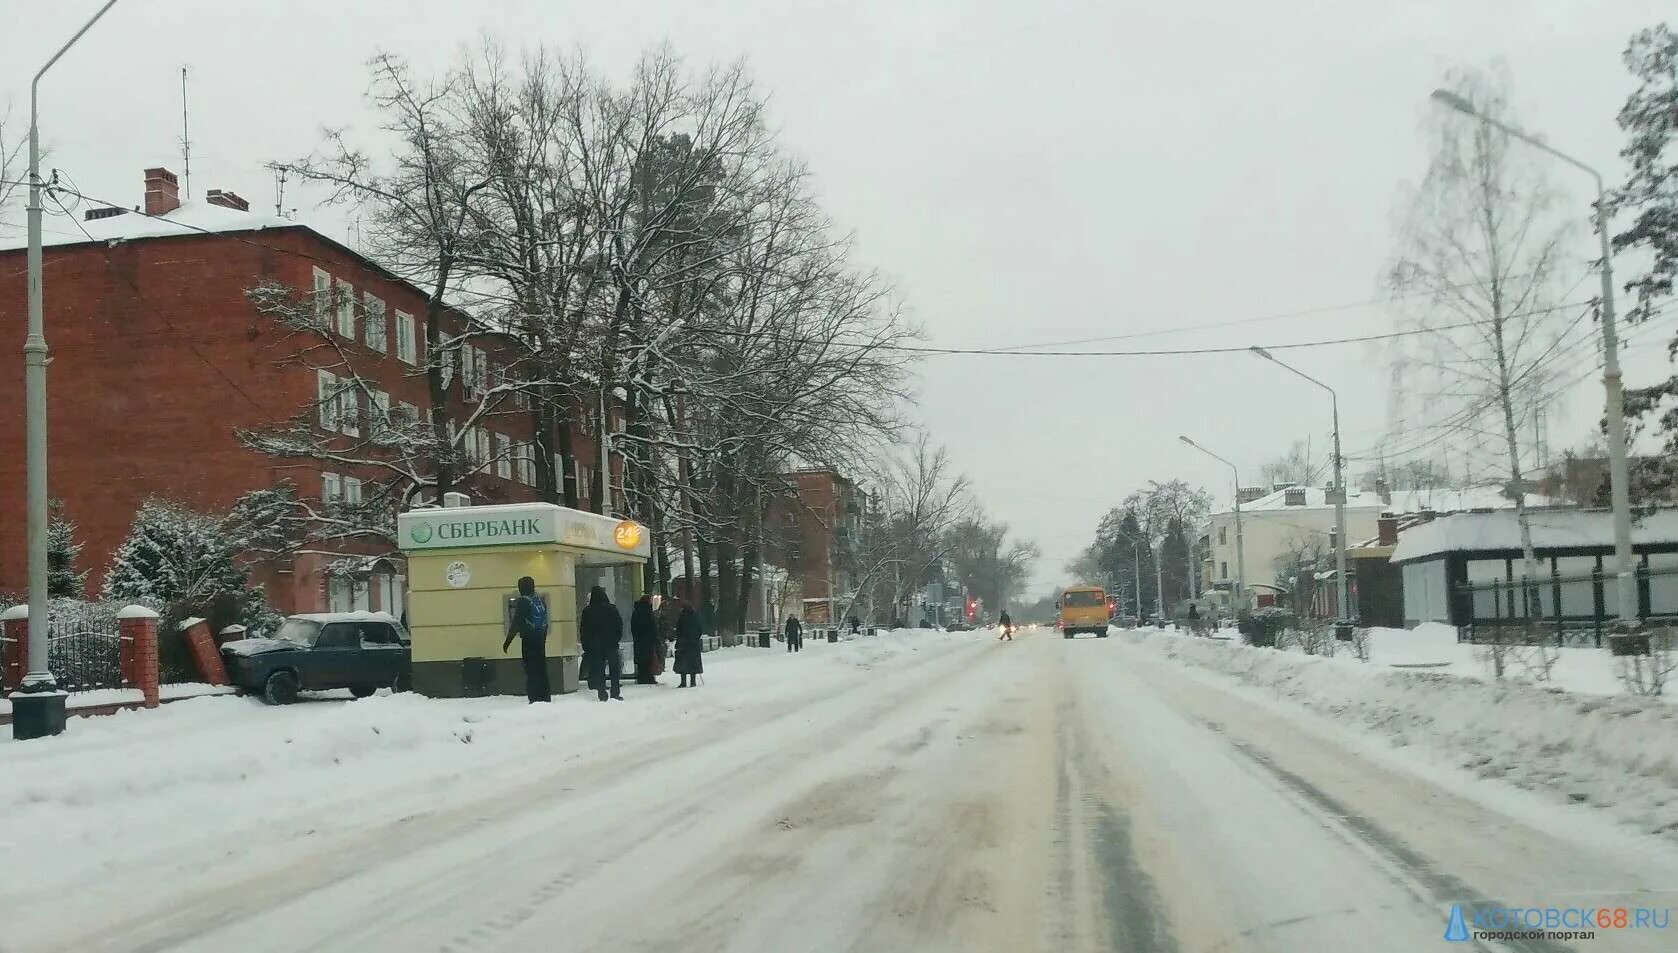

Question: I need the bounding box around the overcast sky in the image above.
[4,0,1674,592]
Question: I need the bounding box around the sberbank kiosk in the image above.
[397,502,650,697]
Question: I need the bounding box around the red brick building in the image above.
[774,468,863,623]
[0,168,612,614]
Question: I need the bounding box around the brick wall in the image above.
[0,217,560,612]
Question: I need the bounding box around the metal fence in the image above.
[1,598,146,694]
[1460,563,1678,648]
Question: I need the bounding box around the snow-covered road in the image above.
[6,630,1677,952]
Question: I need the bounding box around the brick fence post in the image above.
[117,605,161,709]
[1,604,28,692]
[179,617,228,686]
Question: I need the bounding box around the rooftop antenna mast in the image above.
[179,65,191,201]
[273,165,288,218]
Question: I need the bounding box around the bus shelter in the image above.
[397,502,650,697]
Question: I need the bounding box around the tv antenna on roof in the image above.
[180,66,192,201]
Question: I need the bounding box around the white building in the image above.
[1203,484,1550,596]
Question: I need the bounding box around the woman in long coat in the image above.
[673,601,704,687]
[630,594,663,684]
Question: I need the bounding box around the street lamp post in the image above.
[1430,89,1638,626]
[14,0,124,741]
[1250,347,1350,633]
[1180,436,1246,617]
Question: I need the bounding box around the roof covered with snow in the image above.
[0,201,302,253]
[1223,484,1556,517]
[1391,507,1678,563]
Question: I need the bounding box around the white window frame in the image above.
[322,471,342,502]
[441,347,456,389]
[395,310,417,365]
[397,400,419,425]
[343,476,363,506]
[578,462,592,504]
[495,433,511,480]
[476,428,491,469]
[312,267,332,328]
[335,278,356,339]
[363,293,387,353]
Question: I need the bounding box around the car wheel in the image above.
[1098,631,1109,638]
[263,669,300,705]
[349,684,378,699]
[1064,632,1073,639]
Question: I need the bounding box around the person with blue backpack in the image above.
[502,575,552,703]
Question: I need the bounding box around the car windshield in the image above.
[1062,590,1105,607]
[272,619,323,647]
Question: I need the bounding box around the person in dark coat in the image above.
[579,585,624,701]
[673,601,704,687]
[998,609,1014,641]
[631,594,663,684]
[501,576,551,703]
[784,614,803,653]
[848,614,861,635]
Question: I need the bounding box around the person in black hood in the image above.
[501,576,551,703]
[783,614,803,653]
[630,594,663,684]
[673,600,704,687]
[579,585,624,701]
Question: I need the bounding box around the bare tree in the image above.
[0,106,32,238]
[1256,439,1328,488]
[1387,66,1580,624]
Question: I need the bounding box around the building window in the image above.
[440,347,456,389]
[1219,526,1227,545]
[335,279,356,339]
[395,310,417,365]
[337,379,361,437]
[363,293,387,353]
[1220,561,1228,579]
[343,476,363,505]
[317,370,337,430]
[517,443,535,486]
[329,576,353,612]
[397,400,419,425]
[578,464,592,505]
[322,472,342,502]
[311,268,332,328]
[369,389,391,441]
[495,433,511,480]
[476,428,492,469]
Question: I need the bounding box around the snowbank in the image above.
[1125,629,1678,842]
[0,629,959,901]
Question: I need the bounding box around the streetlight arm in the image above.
[31,0,122,108]
[1431,88,1603,190]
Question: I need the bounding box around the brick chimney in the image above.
[205,189,250,212]
[144,168,180,216]
[1377,516,1398,546]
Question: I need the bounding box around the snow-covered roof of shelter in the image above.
[0,201,302,253]
[1391,508,1678,563]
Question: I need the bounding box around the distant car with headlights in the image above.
[221,612,410,705]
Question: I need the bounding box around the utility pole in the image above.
[15,0,124,741]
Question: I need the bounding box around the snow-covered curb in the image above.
[1125,629,1678,842]
[0,682,237,716]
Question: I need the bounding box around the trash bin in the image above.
[462,656,493,697]
[757,627,772,648]
[826,628,839,643]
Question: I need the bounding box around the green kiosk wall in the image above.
[397,502,650,697]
